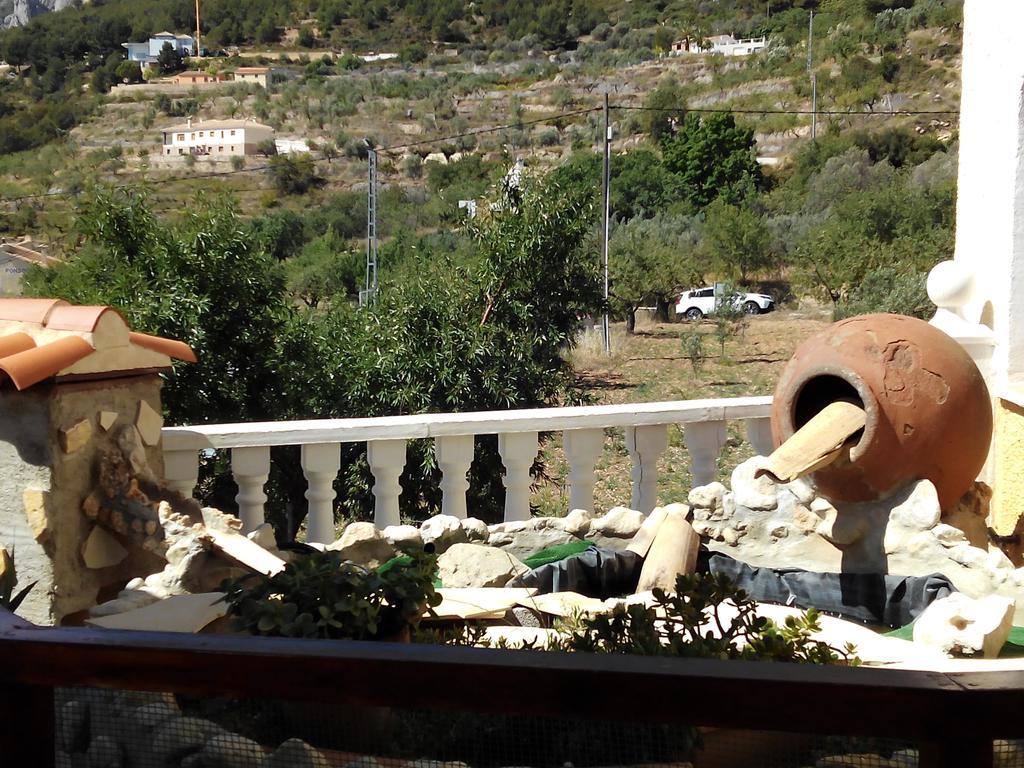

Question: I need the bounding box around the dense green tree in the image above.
[661,113,763,210]
[157,41,182,74]
[641,76,688,145]
[267,154,323,195]
[286,235,363,308]
[702,199,774,282]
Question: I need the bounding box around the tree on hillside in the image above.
[641,76,688,145]
[286,234,362,308]
[268,154,324,196]
[702,199,774,282]
[661,112,763,210]
[610,213,703,329]
[157,41,182,74]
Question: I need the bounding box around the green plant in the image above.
[550,572,857,664]
[681,328,706,372]
[0,548,34,612]
[221,550,441,640]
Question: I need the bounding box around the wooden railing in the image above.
[0,608,1019,768]
[161,397,774,543]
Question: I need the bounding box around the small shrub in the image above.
[230,155,245,171]
[222,549,441,640]
[833,267,933,320]
[681,329,706,371]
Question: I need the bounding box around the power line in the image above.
[614,105,960,116]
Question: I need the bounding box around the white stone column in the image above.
[498,431,539,522]
[744,417,775,457]
[367,439,406,529]
[163,449,199,499]
[684,420,727,489]
[625,424,669,515]
[563,428,604,514]
[435,435,474,519]
[938,0,1024,390]
[231,446,270,533]
[301,443,341,544]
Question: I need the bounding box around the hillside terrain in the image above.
[0,0,967,524]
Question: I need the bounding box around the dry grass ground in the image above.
[532,305,832,517]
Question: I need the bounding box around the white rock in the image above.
[150,717,225,767]
[420,514,469,553]
[931,523,968,547]
[383,524,423,551]
[590,507,645,537]
[784,478,817,505]
[949,542,990,569]
[84,734,121,768]
[889,480,941,530]
[196,733,266,768]
[913,593,1015,658]
[461,517,489,542]
[437,543,528,587]
[492,528,581,560]
[730,457,778,511]
[326,522,396,567]
[986,548,1015,572]
[557,508,592,537]
[688,482,726,510]
[247,523,278,551]
[809,497,835,514]
[263,739,329,768]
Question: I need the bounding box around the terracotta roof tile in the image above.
[0,333,36,359]
[0,298,67,324]
[45,305,122,333]
[0,336,94,390]
[0,299,196,390]
[129,332,198,363]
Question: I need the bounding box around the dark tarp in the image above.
[510,544,955,627]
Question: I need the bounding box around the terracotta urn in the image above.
[771,313,992,510]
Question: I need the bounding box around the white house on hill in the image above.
[160,119,274,158]
[671,34,768,57]
[122,32,196,69]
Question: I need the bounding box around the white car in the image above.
[675,285,775,320]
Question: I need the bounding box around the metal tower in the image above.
[362,146,378,307]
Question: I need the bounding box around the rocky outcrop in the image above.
[437,543,528,587]
[1,0,75,30]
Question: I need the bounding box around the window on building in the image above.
[177,134,185,141]
[218,146,223,152]
[230,130,236,136]
[199,131,204,137]
[221,131,225,138]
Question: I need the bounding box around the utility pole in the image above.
[601,91,612,355]
[363,144,378,307]
[195,0,201,57]
[807,9,816,141]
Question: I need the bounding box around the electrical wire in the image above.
[615,105,960,116]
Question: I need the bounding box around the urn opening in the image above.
[792,374,866,448]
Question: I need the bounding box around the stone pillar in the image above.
[927,0,1024,532]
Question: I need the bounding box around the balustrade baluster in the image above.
[163,448,199,499]
[683,420,727,488]
[367,439,407,528]
[231,446,270,532]
[435,435,474,519]
[745,417,775,457]
[301,443,341,544]
[625,424,668,514]
[498,431,539,522]
[563,428,604,513]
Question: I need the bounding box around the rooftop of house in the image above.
[0,298,195,391]
[160,119,274,134]
[234,67,271,74]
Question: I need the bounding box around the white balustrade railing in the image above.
[161,396,774,543]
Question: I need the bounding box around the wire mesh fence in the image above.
[51,685,1024,768]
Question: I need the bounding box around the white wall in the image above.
[953,0,1024,388]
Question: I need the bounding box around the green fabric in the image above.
[521,539,593,570]
[376,555,413,574]
[886,624,1024,658]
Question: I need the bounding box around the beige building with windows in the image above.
[231,66,272,87]
[160,118,274,157]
